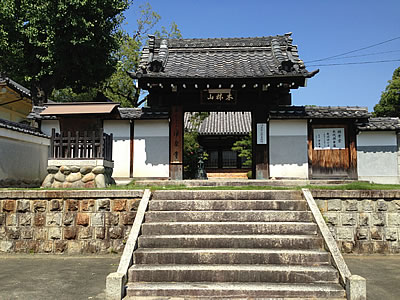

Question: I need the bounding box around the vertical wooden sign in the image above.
[170,105,183,179]
[252,107,269,179]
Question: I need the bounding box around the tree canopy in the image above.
[374,66,400,117]
[50,2,181,107]
[0,0,130,105]
[100,4,181,107]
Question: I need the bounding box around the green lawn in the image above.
[123,181,400,191]
[2,181,400,191]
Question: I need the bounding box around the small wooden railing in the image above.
[50,128,113,161]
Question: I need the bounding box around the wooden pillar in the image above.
[252,106,269,179]
[348,123,358,179]
[129,120,134,178]
[170,105,184,180]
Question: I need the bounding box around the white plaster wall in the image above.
[133,120,169,178]
[0,128,50,183]
[41,120,60,136]
[103,120,131,178]
[269,120,308,179]
[357,131,397,146]
[134,120,169,137]
[357,131,399,184]
[269,119,308,136]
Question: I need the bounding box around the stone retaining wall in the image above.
[313,190,400,254]
[42,163,115,188]
[1,189,399,255]
[0,190,142,254]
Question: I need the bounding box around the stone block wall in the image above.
[0,190,142,254]
[313,190,400,254]
[42,163,115,188]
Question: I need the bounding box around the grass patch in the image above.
[305,181,400,190]
[122,181,400,191]
[2,181,400,191]
[131,185,297,191]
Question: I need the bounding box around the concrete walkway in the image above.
[0,254,119,300]
[344,255,400,300]
[0,254,398,299]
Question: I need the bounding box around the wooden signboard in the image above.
[201,89,237,104]
[170,105,183,163]
[257,123,267,145]
[308,124,357,179]
[313,128,345,149]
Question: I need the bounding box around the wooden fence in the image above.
[50,128,113,161]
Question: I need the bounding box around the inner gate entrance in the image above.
[130,34,318,179]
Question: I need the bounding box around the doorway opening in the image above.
[183,111,252,179]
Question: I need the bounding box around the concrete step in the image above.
[133,248,331,265]
[141,222,318,235]
[138,234,324,249]
[152,190,303,200]
[145,210,313,222]
[126,282,346,299]
[128,264,339,283]
[149,199,308,211]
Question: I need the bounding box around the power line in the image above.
[305,36,400,63]
[317,49,400,61]
[307,58,400,67]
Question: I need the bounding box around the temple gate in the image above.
[130,33,318,179]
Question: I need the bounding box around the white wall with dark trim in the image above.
[133,119,169,178]
[41,120,60,136]
[104,120,131,178]
[269,120,308,179]
[0,128,49,186]
[357,131,399,184]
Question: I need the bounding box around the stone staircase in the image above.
[126,190,346,299]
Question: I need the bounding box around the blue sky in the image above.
[124,0,400,111]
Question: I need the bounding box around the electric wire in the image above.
[305,36,400,63]
[307,58,400,67]
[316,49,400,61]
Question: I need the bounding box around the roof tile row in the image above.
[137,34,314,80]
[0,118,48,138]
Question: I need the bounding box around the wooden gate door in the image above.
[308,123,357,179]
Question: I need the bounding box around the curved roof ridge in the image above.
[137,33,313,80]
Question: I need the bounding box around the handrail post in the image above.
[75,130,79,158]
[100,129,104,159]
[91,131,96,158]
[50,128,55,158]
[110,133,113,161]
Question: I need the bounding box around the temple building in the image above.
[26,33,400,185]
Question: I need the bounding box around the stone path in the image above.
[0,255,119,300]
[345,255,400,300]
[0,254,399,299]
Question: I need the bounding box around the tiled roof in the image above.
[136,34,317,80]
[28,106,56,120]
[29,106,169,120]
[185,107,373,135]
[185,112,251,135]
[119,108,169,119]
[304,106,370,119]
[32,105,397,133]
[0,118,49,138]
[270,106,371,119]
[0,76,31,98]
[357,117,400,131]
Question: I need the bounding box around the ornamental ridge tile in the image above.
[137,34,314,79]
